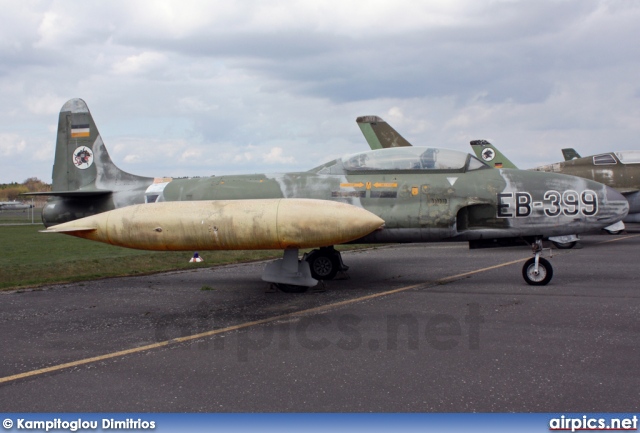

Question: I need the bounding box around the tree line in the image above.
[0,178,51,204]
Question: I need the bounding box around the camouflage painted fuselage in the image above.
[43,152,628,244]
[154,167,626,243]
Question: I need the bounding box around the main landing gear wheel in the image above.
[522,257,553,286]
[306,252,339,280]
[604,221,625,235]
[305,246,347,280]
[552,241,576,249]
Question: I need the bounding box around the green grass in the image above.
[0,224,372,291]
[0,208,41,224]
[0,225,283,291]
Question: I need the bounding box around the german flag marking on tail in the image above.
[71,124,90,138]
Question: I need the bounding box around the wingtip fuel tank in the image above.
[44,199,385,251]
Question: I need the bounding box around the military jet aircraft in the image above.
[0,201,33,211]
[30,100,628,290]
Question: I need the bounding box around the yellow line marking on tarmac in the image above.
[2,234,639,385]
[594,233,640,245]
[437,258,529,283]
[0,283,438,385]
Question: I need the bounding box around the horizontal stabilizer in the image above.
[21,190,112,198]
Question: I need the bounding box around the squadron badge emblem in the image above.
[73,146,94,169]
[481,148,495,162]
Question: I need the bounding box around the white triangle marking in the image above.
[447,177,458,186]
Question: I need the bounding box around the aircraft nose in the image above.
[601,185,629,222]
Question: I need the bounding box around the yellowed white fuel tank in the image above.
[44,199,385,251]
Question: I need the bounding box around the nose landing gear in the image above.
[522,239,553,285]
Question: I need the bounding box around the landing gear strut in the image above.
[262,249,317,293]
[522,239,553,286]
[304,246,349,280]
[261,247,350,293]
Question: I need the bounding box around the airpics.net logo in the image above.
[2,418,156,431]
[549,415,638,432]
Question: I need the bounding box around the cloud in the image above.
[123,154,140,163]
[263,146,295,164]
[0,0,640,182]
[179,148,201,162]
[25,93,65,115]
[111,51,167,76]
[0,133,27,156]
[35,11,63,48]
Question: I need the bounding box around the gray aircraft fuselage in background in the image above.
[531,151,640,223]
[0,201,33,211]
[29,100,629,288]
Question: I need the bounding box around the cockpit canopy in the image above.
[614,151,640,164]
[593,151,640,165]
[316,147,488,175]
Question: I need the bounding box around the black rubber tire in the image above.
[275,283,309,293]
[306,251,339,280]
[552,241,576,249]
[606,229,623,235]
[522,257,553,286]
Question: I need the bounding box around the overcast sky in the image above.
[1,0,639,183]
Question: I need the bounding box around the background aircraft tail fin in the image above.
[469,140,518,169]
[51,98,152,194]
[561,148,582,161]
[356,116,413,149]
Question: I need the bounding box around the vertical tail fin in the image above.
[356,116,413,149]
[469,140,518,169]
[53,99,108,192]
[52,98,152,193]
[37,99,154,226]
[561,148,581,161]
